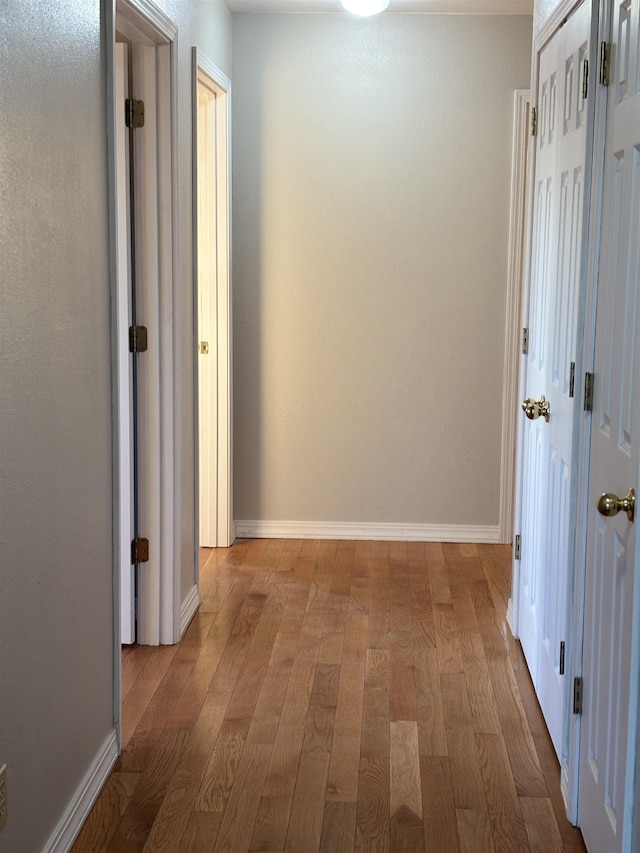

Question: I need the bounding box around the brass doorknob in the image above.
[597,488,635,522]
[522,395,551,422]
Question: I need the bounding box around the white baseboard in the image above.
[43,729,118,853]
[180,584,200,637]
[234,520,501,544]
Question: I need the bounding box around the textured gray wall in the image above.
[0,1,114,850]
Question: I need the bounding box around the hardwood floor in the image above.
[72,539,587,852]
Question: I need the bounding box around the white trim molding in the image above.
[42,730,119,853]
[499,88,531,546]
[180,584,201,637]
[235,520,501,543]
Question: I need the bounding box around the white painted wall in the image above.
[232,13,533,533]
[0,0,231,849]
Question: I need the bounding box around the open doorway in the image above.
[110,0,180,672]
[193,50,234,552]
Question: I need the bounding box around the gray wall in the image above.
[0,0,231,849]
[0,1,114,850]
[232,13,533,530]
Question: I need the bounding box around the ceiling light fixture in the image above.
[340,0,390,15]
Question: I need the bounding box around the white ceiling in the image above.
[225,0,533,16]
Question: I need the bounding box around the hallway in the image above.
[72,540,586,851]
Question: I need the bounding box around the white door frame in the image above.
[193,49,234,554]
[500,89,531,552]
[107,0,181,715]
[564,0,608,820]
[114,41,136,646]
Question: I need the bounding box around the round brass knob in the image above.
[597,488,635,522]
[521,395,551,423]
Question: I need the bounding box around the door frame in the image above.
[500,88,531,553]
[564,0,607,820]
[192,49,234,556]
[106,0,181,738]
[510,0,600,820]
[567,0,640,837]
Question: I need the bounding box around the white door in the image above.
[519,0,591,758]
[115,42,135,645]
[577,0,640,847]
[131,42,166,644]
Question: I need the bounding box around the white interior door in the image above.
[115,42,135,645]
[131,42,164,645]
[518,0,591,759]
[578,0,640,847]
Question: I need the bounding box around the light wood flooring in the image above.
[72,539,587,852]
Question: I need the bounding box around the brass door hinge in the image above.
[599,42,610,86]
[522,328,529,356]
[584,372,594,411]
[131,537,149,564]
[531,106,538,137]
[129,325,148,353]
[573,676,583,714]
[125,98,145,129]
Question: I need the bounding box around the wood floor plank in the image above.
[474,732,530,853]
[72,772,141,853]
[284,749,331,852]
[456,808,496,853]
[249,795,292,851]
[532,731,587,850]
[441,673,487,809]
[119,645,180,755]
[488,656,548,798]
[355,757,390,853]
[253,629,299,723]
[261,722,307,801]
[74,540,586,853]
[106,729,191,853]
[211,740,273,853]
[326,614,367,801]
[460,631,502,735]
[420,756,460,853]
[390,720,422,819]
[425,542,451,604]
[520,796,565,853]
[390,721,425,853]
[195,717,251,812]
[177,812,222,853]
[434,603,464,674]
[319,801,357,853]
[415,648,447,756]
